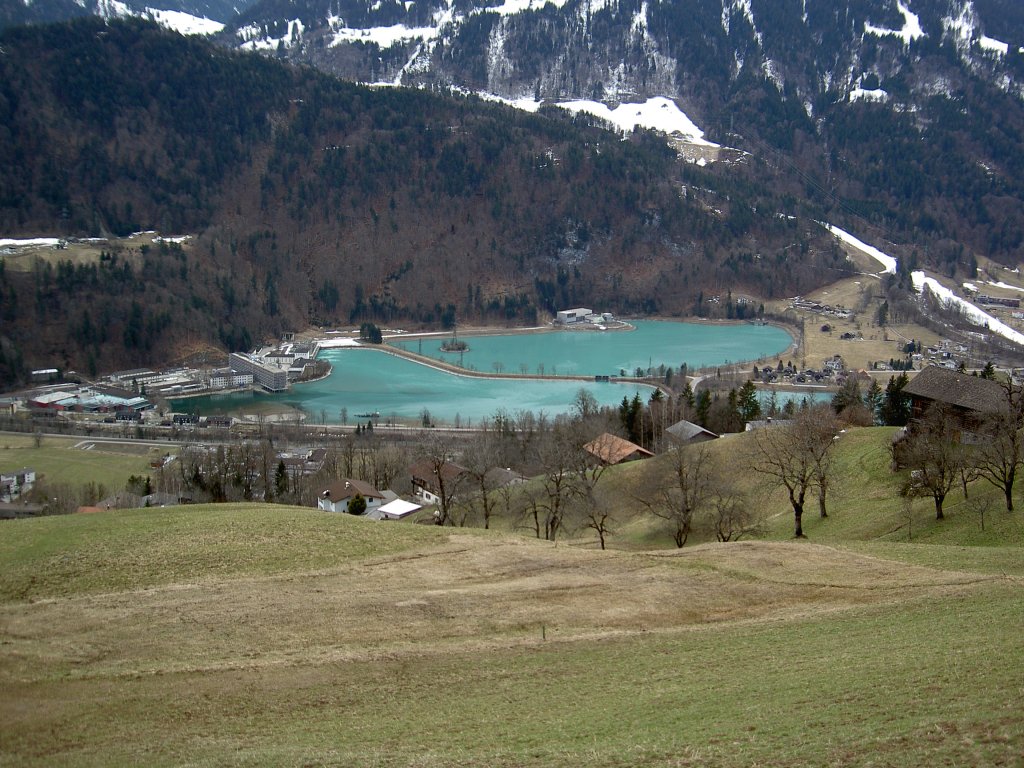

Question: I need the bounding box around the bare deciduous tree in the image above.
[532,422,577,541]
[974,381,1024,511]
[641,443,713,548]
[583,505,614,550]
[893,403,966,520]
[711,490,761,542]
[749,403,839,537]
[461,431,502,529]
[572,430,616,549]
[416,433,464,526]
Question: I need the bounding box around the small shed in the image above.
[372,499,423,520]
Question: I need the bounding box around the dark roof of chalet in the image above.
[319,478,385,501]
[664,419,718,442]
[484,467,529,487]
[583,433,654,465]
[903,365,1005,413]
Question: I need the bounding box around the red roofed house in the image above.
[583,433,654,465]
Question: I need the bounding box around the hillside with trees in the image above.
[0,18,855,385]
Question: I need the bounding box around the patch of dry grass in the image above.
[1,508,1021,766]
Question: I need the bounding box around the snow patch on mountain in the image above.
[630,1,648,38]
[722,0,762,47]
[558,97,717,146]
[238,19,304,50]
[480,94,714,146]
[95,0,131,19]
[69,0,224,35]
[865,1,924,45]
[943,0,976,46]
[980,36,1009,55]
[0,237,61,248]
[850,86,888,102]
[145,8,223,35]
[762,59,784,92]
[316,0,580,58]
[987,281,1024,293]
[487,0,571,16]
[328,21,433,48]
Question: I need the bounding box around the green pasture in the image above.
[1,426,1022,765]
[0,433,168,495]
[0,503,447,601]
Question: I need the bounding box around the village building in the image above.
[903,364,1006,434]
[27,386,150,414]
[409,459,469,505]
[0,468,35,503]
[228,352,288,392]
[663,419,719,446]
[555,308,593,325]
[317,479,386,514]
[208,368,255,390]
[368,498,423,521]
[583,433,654,465]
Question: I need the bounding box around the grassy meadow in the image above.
[1,426,1023,766]
[0,433,171,498]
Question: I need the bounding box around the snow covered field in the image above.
[0,237,61,248]
[912,271,1024,346]
[823,224,898,274]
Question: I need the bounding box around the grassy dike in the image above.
[1,427,1023,766]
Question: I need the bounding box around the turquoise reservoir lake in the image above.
[176,320,793,424]
[393,320,793,376]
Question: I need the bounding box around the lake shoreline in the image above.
[177,319,795,424]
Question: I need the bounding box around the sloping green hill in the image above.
[1,502,1021,766]
[589,426,1024,553]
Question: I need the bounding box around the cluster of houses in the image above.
[316,426,730,522]
[916,340,970,371]
[791,296,853,320]
[0,467,35,503]
[753,356,846,385]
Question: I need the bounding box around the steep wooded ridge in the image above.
[0,19,834,383]
[226,0,1024,270]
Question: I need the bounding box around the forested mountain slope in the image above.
[0,19,839,384]
[226,0,1024,271]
